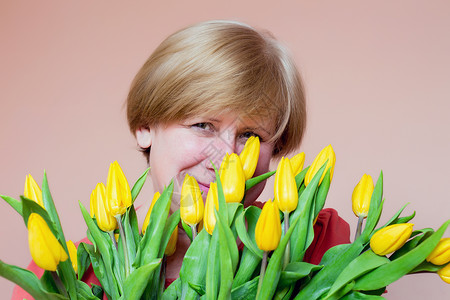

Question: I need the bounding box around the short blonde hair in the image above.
[127,20,306,158]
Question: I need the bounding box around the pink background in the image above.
[1,0,449,298]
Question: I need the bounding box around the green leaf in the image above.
[206,228,220,300]
[179,229,210,299]
[314,169,331,218]
[389,228,434,260]
[295,166,309,190]
[320,243,352,266]
[181,219,193,241]
[123,209,137,273]
[21,197,59,239]
[233,206,263,287]
[79,203,119,299]
[341,291,385,299]
[135,181,173,267]
[131,167,150,202]
[360,171,383,242]
[410,260,445,273]
[245,170,276,191]
[289,162,328,263]
[216,208,239,274]
[293,241,364,300]
[235,207,263,259]
[213,163,229,226]
[0,195,22,216]
[40,271,59,294]
[121,259,161,300]
[158,210,181,258]
[217,212,234,300]
[257,204,305,300]
[41,172,78,300]
[0,259,68,300]
[354,219,450,291]
[162,278,181,299]
[324,250,389,299]
[75,280,99,300]
[76,242,91,280]
[230,276,259,300]
[277,262,323,289]
[188,281,206,296]
[227,202,242,227]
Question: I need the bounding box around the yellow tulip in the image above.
[204,182,219,235]
[106,161,132,216]
[255,200,282,251]
[289,152,305,176]
[24,174,44,208]
[352,174,374,218]
[304,145,336,186]
[427,238,450,265]
[438,263,450,284]
[180,174,204,226]
[219,153,246,203]
[164,226,178,256]
[28,213,68,271]
[274,157,298,213]
[67,240,78,274]
[142,192,161,234]
[91,183,117,232]
[370,223,414,256]
[239,136,260,180]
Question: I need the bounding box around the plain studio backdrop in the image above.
[1,1,449,298]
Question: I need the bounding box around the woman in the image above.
[13,20,349,299]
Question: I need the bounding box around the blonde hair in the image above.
[127,20,306,158]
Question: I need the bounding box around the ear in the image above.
[135,127,152,148]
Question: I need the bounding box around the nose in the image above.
[207,133,237,170]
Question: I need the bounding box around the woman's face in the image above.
[136,112,275,210]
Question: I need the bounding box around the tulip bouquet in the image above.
[1,140,449,299]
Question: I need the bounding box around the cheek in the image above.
[254,144,273,176]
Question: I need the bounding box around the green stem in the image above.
[159,255,167,297]
[109,231,118,250]
[355,215,364,241]
[51,271,68,298]
[191,224,198,240]
[256,251,268,299]
[115,215,130,277]
[284,212,290,268]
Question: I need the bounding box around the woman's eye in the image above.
[192,122,214,131]
[241,131,260,140]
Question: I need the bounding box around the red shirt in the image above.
[12,208,350,299]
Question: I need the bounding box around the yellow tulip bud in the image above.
[427,238,450,265]
[91,183,117,232]
[239,136,260,180]
[164,226,178,256]
[255,200,282,251]
[274,157,298,213]
[106,161,132,216]
[204,182,219,235]
[142,192,161,234]
[438,263,450,284]
[28,213,68,271]
[67,240,78,274]
[289,152,305,176]
[180,174,204,226]
[370,223,414,256]
[24,174,44,208]
[352,174,374,218]
[219,153,246,203]
[304,145,336,186]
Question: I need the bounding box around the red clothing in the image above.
[12,208,349,299]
